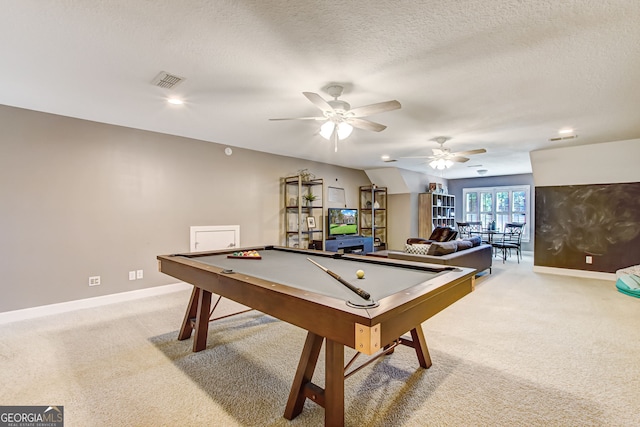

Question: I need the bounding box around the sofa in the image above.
[386,236,492,274]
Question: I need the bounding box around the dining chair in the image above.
[456,222,471,238]
[467,221,485,242]
[492,223,524,263]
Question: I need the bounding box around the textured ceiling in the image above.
[2,0,639,178]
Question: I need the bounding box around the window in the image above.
[463,185,530,241]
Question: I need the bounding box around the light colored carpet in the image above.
[1,253,639,426]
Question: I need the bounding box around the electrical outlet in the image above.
[129,271,136,281]
[586,256,593,264]
[89,276,101,286]
[136,269,143,279]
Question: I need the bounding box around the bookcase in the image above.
[418,192,455,238]
[359,184,387,250]
[283,175,324,249]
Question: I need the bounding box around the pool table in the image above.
[157,245,475,426]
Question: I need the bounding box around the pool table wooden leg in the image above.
[325,338,345,426]
[284,333,345,426]
[409,325,432,368]
[284,332,324,420]
[177,287,198,341]
[177,286,211,352]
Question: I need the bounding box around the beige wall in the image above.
[0,105,372,312]
[530,138,640,186]
[387,193,420,251]
[368,168,448,251]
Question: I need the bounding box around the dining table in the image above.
[471,229,504,244]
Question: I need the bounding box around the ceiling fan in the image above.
[269,84,401,152]
[403,137,487,170]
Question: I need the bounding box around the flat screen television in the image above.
[327,208,359,237]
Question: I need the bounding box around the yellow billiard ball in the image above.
[356,269,365,279]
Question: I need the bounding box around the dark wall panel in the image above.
[535,183,640,272]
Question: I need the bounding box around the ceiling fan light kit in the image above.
[429,158,454,170]
[320,121,353,140]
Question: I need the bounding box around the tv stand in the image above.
[324,236,373,254]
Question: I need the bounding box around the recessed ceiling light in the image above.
[559,128,574,134]
[167,98,184,105]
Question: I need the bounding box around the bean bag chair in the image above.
[615,274,640,298]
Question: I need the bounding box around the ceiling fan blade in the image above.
[348,100,401,117]
[269,116,325,121]
[450,148,487,156]
[399,155,437,159]
[450,156,470,163]
[303,92,334,115]
[346,117,387,132]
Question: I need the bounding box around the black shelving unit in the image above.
[359,184,387,250]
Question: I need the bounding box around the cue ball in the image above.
[356,269,365,279]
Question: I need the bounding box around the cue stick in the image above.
[306,257,371,300]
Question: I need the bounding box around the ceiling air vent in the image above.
[549,135,578,142]
[151,71,185,89]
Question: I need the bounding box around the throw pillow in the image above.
[465,236,482,247]
[405,243,431,255]
[427,241,458,256]
[456,240,473,251]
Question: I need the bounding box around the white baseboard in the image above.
[0,282,191,325]
[533,265,616,281]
